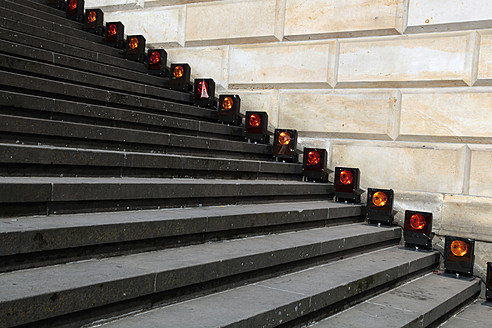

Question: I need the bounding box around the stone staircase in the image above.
[0,1,482,327]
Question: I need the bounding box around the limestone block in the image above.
[218,90,279,131]
[330,142,466,194]
[284,0,404,41]
[104,7,185,47]
[297,137,333,166]
[392,190,444,233]
[440,194,492,243]
[145,0,218,7]
[469,145,492,197]
[406,0,492,33]
[228,41,336,88]
[166,46,229,90]
[475,31,492,86]
[185,0,283,46]
[399,89,492,143]
[475,241,492,280]
[337,33,475,88]
[85,0,143,11]
[278,90,398,139]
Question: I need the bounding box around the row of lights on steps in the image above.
[46,0,491,297]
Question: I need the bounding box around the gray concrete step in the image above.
[439,298,492,328]
[0,115,270,160]
[0,224,403,328]
[312,273,481,328]
[86,247,438,328]
[0,90,241,142]
[0,201,364,271]
[8,0,68,18]
[0,143,297,179]
[0,176,333,217]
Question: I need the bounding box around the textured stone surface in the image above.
[166,46,228,89]
[284,0,404,41]
[330,142,466,194]
[440,194,492,242]
[185,0,283,46]
[440,299,492,328]
[399,89,492,142]
[475,31,492,85]
[392,190,444,232]
[228,41,336,88]
[337,33,475,88]
[104,7,185,47]
[469,145,492,196]
[406,0,492,33]
[85,0,144,10]
[278,90,398,139]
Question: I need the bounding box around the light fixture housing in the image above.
[273,129,298,162]
[487,262,492,301]
[46,0,65,10]
[66,0,84,22]
[334,167,361,203]
[245,111,269,144]
[302,148,328,183]
[126,35,146,63]
[83,9,104,35]
[444,236,475,276]
[105,22,125,49]
[366,188,394,225]
[194,78,216,108]
[403,210,433,249]
[168,64,192,92]
[217,95,241,125]
[147,49,168,76]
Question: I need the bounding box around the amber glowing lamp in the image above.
[147,49,168,76]
[403,210,433,249]
[334,167,361,203]
[167,64,192,92]
[245,111,269,144]
[66,0,84,21]
[366,188,394,225]
[126,35,146,62]
[194,78,216,108]
[273,129,298,162]
[105,22,125,49]
[302,148,328,182]
[444,236,475,276]
[217,95,242,125]
[83,9,104,35]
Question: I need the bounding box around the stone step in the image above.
[0,71,209,121]
[440,298,492,328]
[0,224,403,328]
[0,201,364,272]
[86,247,438,328]
[0,115,270,160]
[10,0,68,18]
[312,273,481,328]
[0,176,333,217]
[0,143,297,179]
[0,91,243,142]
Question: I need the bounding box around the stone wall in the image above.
[86,0,492,277]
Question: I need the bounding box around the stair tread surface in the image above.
[88,247,438,328]
[312,273,481,328]
[439,299,492,328]
[0,224,402,327]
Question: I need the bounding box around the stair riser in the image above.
[0,229,400,327]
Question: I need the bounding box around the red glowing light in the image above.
[307,151,320,165]
[108,24,117,36]
[410,214,426,230]
[149,51,161,64]
[68,0,77,10]
[339,170,353,185]
[249,114,261,127]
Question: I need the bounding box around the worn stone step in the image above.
[440,298,492,328]
[312,273,481,328]
[0,71,209,121]
[0,91,243,142]
[86,247,438,328]
[9,0,68,18]
[0,176,333,217]
[0,201,363,271]
[0,115,270,160]
[0,1,102,43]
[0,143,297,179]
[0,224,402,328]
[0,53,195,106]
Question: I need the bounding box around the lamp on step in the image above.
[444,236,475,277]
[366,188,394,225]
[168,64,192,92]
[147,49,168,76]
[403,210,433,249]
[273,129,298,162]
[83,9,104,35]
[302,148,328,183]
[194,78,216,109]
[105,22,125,49]
[245,112,269,144]
[334,167,361,203]
[66,0,84,22]
[126,35,146,63]
[217,95,241,125]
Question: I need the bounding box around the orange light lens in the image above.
[68,0,77,10]
[197,81,208,93]
[129,37,139,50]
[249,114,261,127]
[87,11,97,23]
[451,240,468,257]
[222,97,233,110]
[339,170,353,185]
[307,151,320,165]
[278,132,291,145]
[410,214,426,230]
[108,24,117,36]
[173,66,184,79]
[149,51,161,64]
[372,191,387,207]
